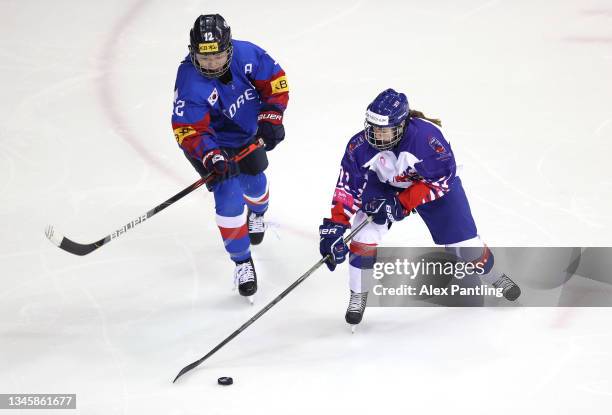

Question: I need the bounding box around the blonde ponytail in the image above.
[409,109,442,127]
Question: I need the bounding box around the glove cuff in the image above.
[321,218,348,233]
[330,203,351,227]
[202,149,228,175]
[202,149,221,167]
[257,111,283,125]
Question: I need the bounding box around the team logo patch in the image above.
[428,136,447,154]
[208,88,219,106]
[347,136,365,158]
[174,126,197,145]
[198,42,219,53]
[270,76,289,94]
[348,137,364,161]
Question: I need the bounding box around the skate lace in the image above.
[234,261,255,285]
[493,274,514,291]
[348,292,367,312]
[248,212,266,233]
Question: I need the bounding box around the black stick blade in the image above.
[173,359,203,383]
[45,225,103,256]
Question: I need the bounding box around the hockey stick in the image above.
[45,139,264,256]
[173,214,375,383]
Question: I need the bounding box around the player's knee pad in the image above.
[471,245,494,275]
[349,241,377,269]
[445,237,494,275]
[351,212,389,246]
[214,182,246,217]
[241,172,268,198]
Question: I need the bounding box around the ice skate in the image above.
[492,274,521,301]
[233,258,258,301]
[247,208,266,245]
[345,290,368,331]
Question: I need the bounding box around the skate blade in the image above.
[246,295,255,305]
[350,325,357,334]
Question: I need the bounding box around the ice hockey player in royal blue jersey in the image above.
[318,89,520,328]
[171,14,289,302]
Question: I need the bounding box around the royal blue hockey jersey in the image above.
[171,40,289,160]
[330,117,457,225]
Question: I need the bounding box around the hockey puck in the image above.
[217,377,233,386]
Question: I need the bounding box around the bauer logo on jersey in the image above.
[428,136,447,154]
[366,110,389,126]
[198,42,219,53]
[174,126,197,145]
[208,88,219,106]
[270,76,289,94]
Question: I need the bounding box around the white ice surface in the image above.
[1,0,612,414]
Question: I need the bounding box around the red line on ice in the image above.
[98,0,183,183]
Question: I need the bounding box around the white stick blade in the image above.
[45,225,64,246]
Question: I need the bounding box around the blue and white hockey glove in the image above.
[363,197,411,225]
[319,218,348,271]
[202,149,239,191]
[256,106,285,151]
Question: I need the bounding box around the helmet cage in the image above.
[364,120,405,151]
[189,44,233,78]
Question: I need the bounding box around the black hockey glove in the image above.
[319,218,348,271]
[256,106,285,151]
[202,149,239,191]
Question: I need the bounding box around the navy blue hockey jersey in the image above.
[330,117,457,225]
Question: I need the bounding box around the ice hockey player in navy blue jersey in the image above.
[319,89,520,328]
[171,14,289,301]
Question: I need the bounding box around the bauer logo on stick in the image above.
[111,214,148,240]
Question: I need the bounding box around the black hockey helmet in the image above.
[189,14,233,78]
